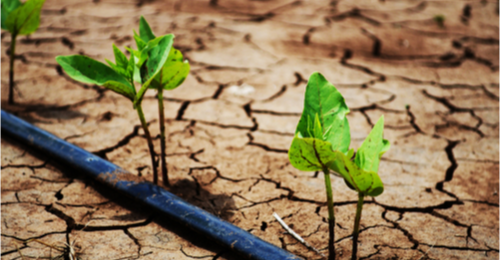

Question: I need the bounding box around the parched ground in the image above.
[1,0,499,259]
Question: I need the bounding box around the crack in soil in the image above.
[2,1,498,259]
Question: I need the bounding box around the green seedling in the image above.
[328,116,389,259]
[433,14,445,27]
[288,72,351,260]
[1,0,46,104]
[56,19,176,185]
[131,17,190,186]
[289,72,390,259]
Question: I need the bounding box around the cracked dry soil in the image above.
[1,0,499,259]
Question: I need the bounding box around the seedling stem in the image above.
[157,86,169,186]
[136,104,158,184]
[323,167,336,260]
[8,33,17,104]
[351,193,365,260]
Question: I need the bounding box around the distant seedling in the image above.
[289,72,389,260]
[433,14,445,27]
[56,16,189,186]
[1,0,46,104]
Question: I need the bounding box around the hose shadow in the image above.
[167,178,236,221]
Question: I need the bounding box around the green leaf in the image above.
[5,0,45,35]
[354,116,387,173]
[105,44,131,81]
[105,58,130,82]
[139,16,155,43]
[289,134,384,196]
[328,151,384,197]
[102,81,136,101]
[152,60,190,90]
[150,48,190,90]
[295,72,351,154]
[288,135,336,172]
[134,34,174,104]
[312,113,323,140]
[346,148,354,160]
[56,55,135,100]
[1,0,22,30]
[167,47,183,62]
[112,44,128,69]
[136,34,169,67]
[127,51,139,84]
[380,139,390,157]
[125,46,140,62]
[124,46,143,83]
[133,30,146,51]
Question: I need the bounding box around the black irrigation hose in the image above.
[1,110,301,260]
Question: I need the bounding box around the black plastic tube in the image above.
[1,110,301,260]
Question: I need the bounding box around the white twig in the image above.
[417,241,435,260]
[273,212,326,258]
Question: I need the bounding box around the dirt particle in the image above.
[343,49,353,60]
[61,37,74,50]
[55,190,63,200]
[99,111,114,121]
[260,221,267,231]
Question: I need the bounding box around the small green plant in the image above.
[288,72,351,260]
[433,14,445,27]
[129,17,190,186]
[56,16,188,185]
[329,116,389,259]
[289,72,389,260]
[1,0,46,104]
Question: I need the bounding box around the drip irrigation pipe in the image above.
[1,110,301,260]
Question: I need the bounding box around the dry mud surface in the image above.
[1,0,499,259]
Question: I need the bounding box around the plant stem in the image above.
[323,167,335,260]
[351,193,365,260]
[9,33,17,105]
[136,105,158,184]
[157,87,169,186]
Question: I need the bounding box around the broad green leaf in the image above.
[56,55,135,100]
[288,135,336,172]
[328,151,384,197]
[1,0,21,30]
[167,47,183,62]
[355,116,386,173]
[102,81,136,100]
[295,72,350,154]
[5,0,45,35]
[112,44,128,69]
[151,60,190,90]
[139,16,155,43]
[134,34,174,104]
[150,48,190,90]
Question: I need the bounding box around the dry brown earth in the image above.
[1,0,499,259]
